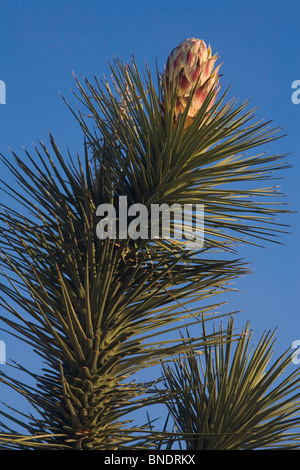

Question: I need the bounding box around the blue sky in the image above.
[0,0,300,428]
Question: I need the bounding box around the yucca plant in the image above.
[161,317,300,450]
[0,38,294,449]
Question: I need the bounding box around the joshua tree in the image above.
[0,38,299,450]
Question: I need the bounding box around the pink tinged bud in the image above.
[162,37,221,127]
[178,69,191,93]
[186,50,194,67]
[200,59,214,84]
[187,87,207,117]
[190,58,201,83]
[173,52,183,70]
[199,41,207,60]
[195,86,208,106]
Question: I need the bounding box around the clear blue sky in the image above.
[0,0,300,427]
